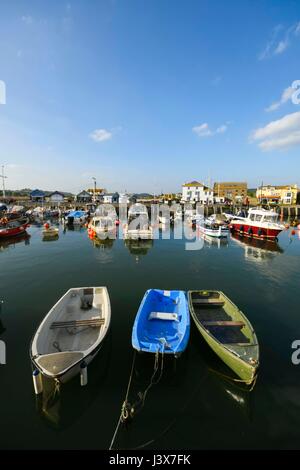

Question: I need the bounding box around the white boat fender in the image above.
[80,361,88,386]
[32,369,43,395]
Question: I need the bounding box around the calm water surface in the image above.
[1,222,300,449]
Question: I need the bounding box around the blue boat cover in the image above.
[67,210,86,218]
[132,289,190,354]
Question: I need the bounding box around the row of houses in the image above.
[29,189,134,205]
[29,182,300,206]
[180,181,299,205]
[256,184,298,205]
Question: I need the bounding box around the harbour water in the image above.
[1,223,300,449]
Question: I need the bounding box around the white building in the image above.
[48,191,65,203]
[181,181,214,204]
[102,192,119,204]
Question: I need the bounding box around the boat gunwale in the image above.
[188,290,259,371]
[30,286,111,378]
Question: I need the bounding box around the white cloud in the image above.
[265,85,295,112]
[89,128,112,142]
[193,122,228,138]
[251,111,300,151]
[259,22,300,60]
[274,39,289,55]
[21,15,33,25]
[192,123,212,137]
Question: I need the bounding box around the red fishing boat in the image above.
[229,208,285,241]
[0,217,30,238]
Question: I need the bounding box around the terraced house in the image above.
[256,184,299,205]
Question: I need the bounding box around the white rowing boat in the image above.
[30,287,111,384]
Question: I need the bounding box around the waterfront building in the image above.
[30,189,46,203]
[102,192,119,204]
[213,182,247,201]
[76,190,92,203]
[47,191,65,203]
[256,184,298,205]
[181,181,214,204]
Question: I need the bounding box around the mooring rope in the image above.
[131,369,209,450]
[109,350,137,450]
[109,343,166,450]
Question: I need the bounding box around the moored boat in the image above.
[188,290,259,385]
[30,287,111,384]
[132,289,190,355]
[198,220,229,238]
[65,210,88,226]
[229,207,285,241]
[42,224,59,238]
[123,203,153,239]
[0,217,29,238]
[88,216,116,238]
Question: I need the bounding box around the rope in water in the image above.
[109,342,166,450]
[109,350,137,450]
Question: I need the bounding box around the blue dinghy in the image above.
[132,289,190,355]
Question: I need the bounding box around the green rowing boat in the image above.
[188,290,259,385]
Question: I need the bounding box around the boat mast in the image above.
[0,165,7,199]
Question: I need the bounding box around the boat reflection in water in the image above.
[0,317,5,335]
[88,232,115,250]
[35,332,112,429]
[124,238,154,261]
[198,232,229,249]
[0,233,31,253]
[231,232,283,263]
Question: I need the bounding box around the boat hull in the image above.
[132,289,190,355]
[188,291,259,385]
[229,222,282,240]
[0,223,29,238]
[30,286,111,384]
[198,225,228,238]
[193,319,257,385]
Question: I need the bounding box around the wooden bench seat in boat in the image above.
[202,320,245,327]
[193,298,225,306]
[149,312,178,321]
[50,317,104,329]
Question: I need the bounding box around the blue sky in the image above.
[0,0,300,194]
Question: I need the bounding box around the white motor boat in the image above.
[88,216,115,236]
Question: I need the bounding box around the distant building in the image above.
[30,189,45,202]
[213,182,247,201]
[102,192,119,204]
[256,184,298,205]
[47,191,65,203]
[76,190,92,203]
[181,181,214,204]
[86,188,105,201]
